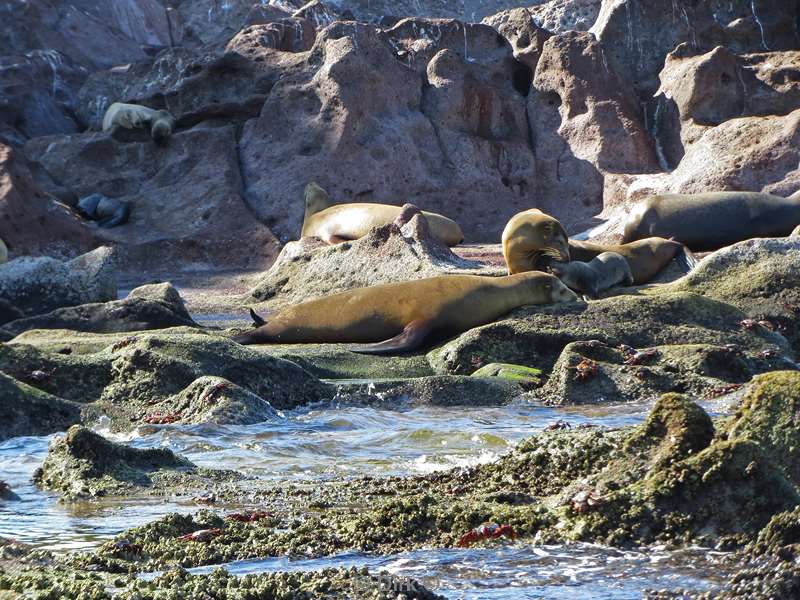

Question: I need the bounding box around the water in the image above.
[0,398,734,595]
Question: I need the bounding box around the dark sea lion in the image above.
[102,102,176,144]
[549,252,634,299]
[568,238,696,284]
[301,182,464,246]
[77,193,130,228]
[501,209,571,274]
[233,272,579,354]
[622,191,800,251]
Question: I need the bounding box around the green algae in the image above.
[0,371,81,441]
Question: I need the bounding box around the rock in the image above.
[0,144,99,260]
[0,51,86,146]
[292,0,339,28]
[428,292,788,375]
[226,20,317,55]
[0,372,81,442]
[481,8,553,71]
[0,282,196,337]
[0,247,117,317]
[1,332,330,430]
[24,127,280,274]
[539,341,777,405]
[33,425,238,498]
[527,0,602,33]
[0,300,23,327]
[665,238,800,354]
[727,371,800,486]
[243,212,492,309]
[166,376,281,425]
[470,362,542,386]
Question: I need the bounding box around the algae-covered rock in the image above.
[540,341,779,405]
[166,376,280,425]
[1,286,197,337]
[33,426,239,498]
[0,247,117,317]
[726,371,800,485]
[0,371,82,441]
[471,362,543,387]
[429,292,788,375]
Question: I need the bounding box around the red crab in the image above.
[571,489,604,513]
[143,412,182,425]
[623,349,659,365]
[110,539,141,554]
[569,358,598,381]
[545,420,571,431]
[178,528,222,543]
[226,511,271,523]
[456,523,517,548]
[111,336,138,351]
[758,348,780,359]
[706,383,743,398]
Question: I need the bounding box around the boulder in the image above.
[0,282,196,337]
[24,127,280,274]
[527,0,602,33]
[227,20,317,55]
[0,372,82,442]
[481,8,553,71]
[165,376,280,426]
[0,247,117,317]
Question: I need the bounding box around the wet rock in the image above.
[727,371,800,486]
[0,144,98,261]
[33,425,239,498]
[0,372,81,442]
[0,247,116,317]
[244,212,493,309]
[540,341,780,405]
[471,362,542,386]
[24,127,280,274]
[166,376,280,425]
[0,282,196,337]
[428,292,787,376]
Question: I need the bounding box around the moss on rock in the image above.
[0,371,82,441]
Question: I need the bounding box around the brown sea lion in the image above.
[622,191,800,251]
[549,252,634,299]
[501,209,571,274]
[791,224,800,237]
[233,272,579,354]
[568,238,696,284]
[301,182,464,246]
[102,102,176,144]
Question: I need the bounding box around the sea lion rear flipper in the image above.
[249,308,267,327]
[676,245,697,274]
[349,320,433,355]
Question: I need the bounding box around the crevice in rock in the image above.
[511,59,532,97]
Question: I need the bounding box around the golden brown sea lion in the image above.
[791,224,800,237]
[233,272,578,354]
[568,238,695,284]
[301,182,464,246]
[622,192,800,251]
[102,102,176,144]
[501,209,570,274]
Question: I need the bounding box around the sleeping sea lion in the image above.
[102,102,176,144]
[301,182,464,246]
[502,209,571,274]
[622,191,800,251]
[77,193,130,228]
[233,271,579,354]
[568,238,696,284]
[791,224,800,237]
[549,252,634,299]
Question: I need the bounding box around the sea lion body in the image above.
[502,209,571,274]
[301,182,463,246]
[568,237,694,284]
[233,272,578,354]
[791,224,800,237]
[622,192,800,251]
[77,193,130,228]
[0,238,7,264]
[102,102,176,143]
[550,252,634,299]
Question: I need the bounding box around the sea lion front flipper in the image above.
[349,320,433,355]
[675,245,697,274]
[98,203,130,228]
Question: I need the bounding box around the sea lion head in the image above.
[517,271,580,304]
[77,193,103,218]
[304,182,332,217]
[503,209,570,274]
[150,111,175,144]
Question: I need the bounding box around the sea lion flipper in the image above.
[249,308,267,327]
[349,320,433,355]
[676,245,697,274]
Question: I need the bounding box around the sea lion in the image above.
[77,193,130,228]
[502,209,571,274]
[792,224,800,237]
[301,182,464,246]
[0,238,7,264]
[568,238,696,284]
[233,271,579,354]
[622,191,800,251]
[549,252,634,299]
[102,102,176,144]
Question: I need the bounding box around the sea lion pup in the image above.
[549,252,634,299]
[233,272,579,354]
[568,238,696,284]
[102,102,176,144]
[622,191,800,251]
[301,182,464,246]
[502,208,571,274]
[77,193,130,228]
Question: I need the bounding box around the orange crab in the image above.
[226,511,271,523]
[456,523,517,548]
[178,528,222,543]
[143,412,182,425]
[571,489,604,513]
[569,358,598,381]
